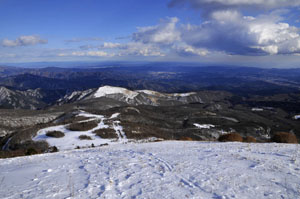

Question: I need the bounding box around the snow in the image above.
[112,121,128,143]
[137,89,196,97]
[1,141,300,199]
[172,92,196,97]
[252,108,264,112]
[33,111,126,150]
[94,86,139,99]
[194,123,215,129]
[110,113,120,119]
[294,115,300,120]
[93,86,197,101]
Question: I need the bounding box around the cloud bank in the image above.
[2,35,47,47]
[57,0,300,59]
[168,0,300,11]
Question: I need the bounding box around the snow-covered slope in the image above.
[0,86,45,109]
[1,141,299,199]
[94,86,139,100]
[58,85,204,106]
[33,111,128,150]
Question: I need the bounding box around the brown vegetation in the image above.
[218,133,243,142]
[271,132,298,144]
[46,131,65,138]
[93,128,118,139]
[243,136,256,143]
[67,121,98,131]
[178,137,194,141]
[78,135,92,140]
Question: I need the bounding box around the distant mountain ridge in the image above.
[57,85,230,106]
[0,86,46,109]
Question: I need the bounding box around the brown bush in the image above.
[271,132,298,144]
[67,121,98,131]
[46,131,65,138]
[218,133,243,142]
[0,150,26,159]
[93,128,118,139]
[78,135,92,140]
[244,136,256,143]
[178,137,194,141]
[49,146,59,153]
[25,148,38,155]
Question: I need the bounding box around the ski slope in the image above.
[0,141,300,199]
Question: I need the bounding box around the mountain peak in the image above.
[94,86,139,99]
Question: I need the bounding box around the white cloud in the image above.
[174,44,209,56]
[2,35,48,47]
[80,42,122,50]
[169,0,300,11]
[64,37,102,43]
[58,51,112,57]
[102,42,122,49]
[181,10,300,55]
[133,17,181,45]
[118,42,165,57]
[79,42,165,57]
[0,53,16,58]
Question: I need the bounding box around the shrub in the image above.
[93,128,118,139]
[0,150,26,159]
[46,131,65,138]
[271,132,298,144]
[67,121,98,131]
[218,133,243,142]
[25,148,38,155]
[244,136,256,143]
[49,146,58,153]
[179,137,194,141]
[78,135,92,140]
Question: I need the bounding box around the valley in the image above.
[0,65,299,158]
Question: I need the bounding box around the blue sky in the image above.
[1,0,300,67]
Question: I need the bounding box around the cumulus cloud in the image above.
[80,42,122,50]
[64,37,102,43]
[118,42,165,57]
[168,0,300,11]
[79,42,165,57]
[174,44,209,56]
[133,17,181,45]
[58,51,112,57]
[181,10,300,55]
[2,35,47,47]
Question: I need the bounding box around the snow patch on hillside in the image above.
[94,86,139,99]
[1,141,299,199]
[194,123,215,129]
[33,111,127,150]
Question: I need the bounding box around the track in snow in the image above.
[0,141,300,199]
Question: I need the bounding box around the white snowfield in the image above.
[194,123,215,129]
[1,141,300,199]
[94,86,139,99]
[93,86,196,101]
[33,111,126,150]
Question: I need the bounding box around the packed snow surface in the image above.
[1,141,300,199]
[94,86,139,99]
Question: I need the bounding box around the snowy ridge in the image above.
[94,86,139,99]
[58,85,202,106]
[1,141,299,199]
